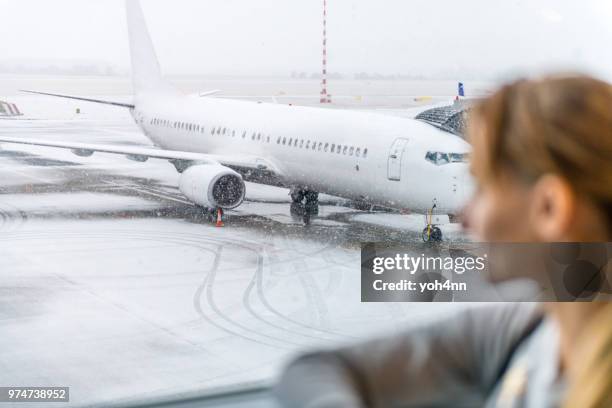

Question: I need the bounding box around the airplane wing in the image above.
[0,136,285,186]
[20,90,135,109]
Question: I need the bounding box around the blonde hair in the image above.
[468,75,612,407]
[468,75,612,231]
[563,303,612,408]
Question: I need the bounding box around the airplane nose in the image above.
[460,169,476,207]
[449,166,475,214]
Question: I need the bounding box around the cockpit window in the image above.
[425,151,469,165]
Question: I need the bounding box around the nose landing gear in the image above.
[422,204,442,242]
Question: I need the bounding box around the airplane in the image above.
[0,0,473,241]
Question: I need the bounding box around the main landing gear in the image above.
[290,187,320,225]
[422,204,442,242]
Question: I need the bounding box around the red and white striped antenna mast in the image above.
[320,0,332,104]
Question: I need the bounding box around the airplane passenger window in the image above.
[282,137,287,145]
[349,147,355,156]
[252,133,256,140]
[257,133,262,141]
[324,143,329,152]
[300,140,304,148]
[356,148,361,157]
[363,148,368,158]
[232,130,236,137]
[306,141,310,149]
[266,136,270,143]
[242,131,247,139]
[343,146,348,155]
[314,142,318,151]
[331,144,335,153]
[277,136,281,144]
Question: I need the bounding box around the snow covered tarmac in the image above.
[0,97,468,407]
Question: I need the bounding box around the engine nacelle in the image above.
[179,165,246,209]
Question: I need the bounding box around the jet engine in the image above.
[178,165,246,209]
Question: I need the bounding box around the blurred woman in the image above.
[275,75,612,407]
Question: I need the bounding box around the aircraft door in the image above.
[387,138,409,181]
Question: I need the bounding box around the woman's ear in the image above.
[528,174,575,241]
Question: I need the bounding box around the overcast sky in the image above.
[1,0,612,80]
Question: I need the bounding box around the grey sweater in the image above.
[275,303,565,408]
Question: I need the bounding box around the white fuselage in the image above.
[133,92,472,214]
